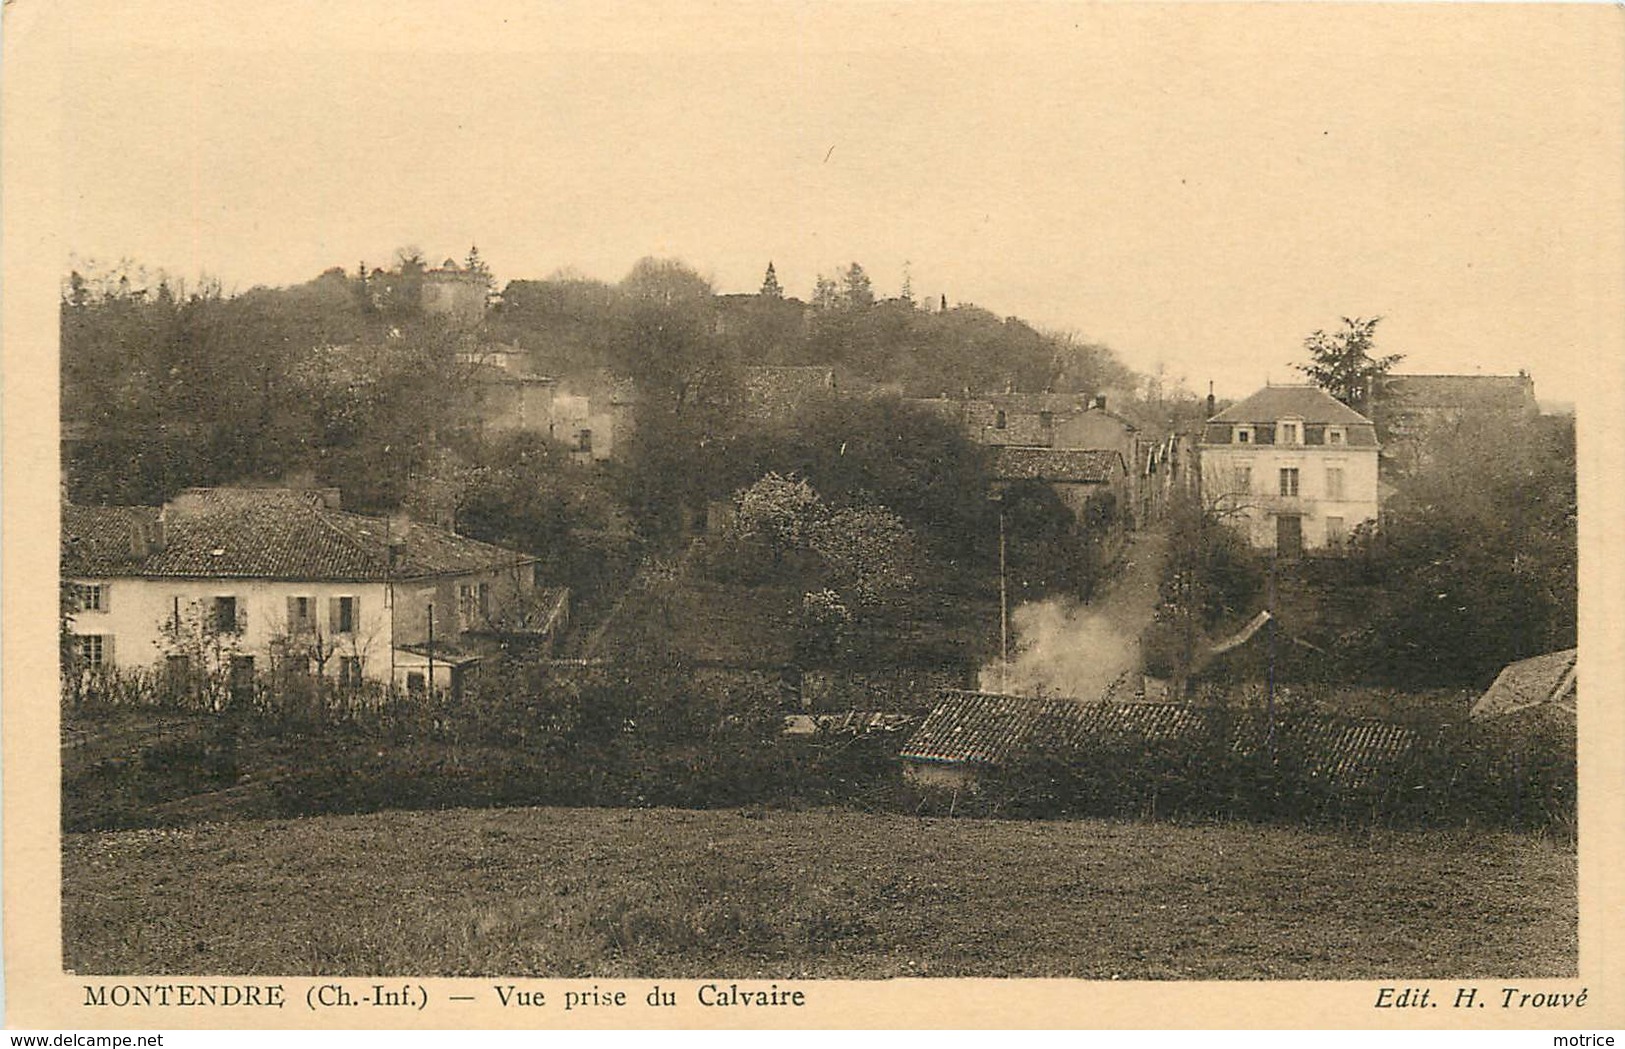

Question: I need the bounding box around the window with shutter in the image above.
[287,595,315,633]
[330,596,357,634]
[214,596,240,634]
[76,634,107,666]
[74,583,109,612]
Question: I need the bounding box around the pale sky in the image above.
[39,1,1625,404]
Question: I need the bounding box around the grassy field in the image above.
[64,806,1574,979]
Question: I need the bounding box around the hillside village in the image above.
[60,253,1576,835]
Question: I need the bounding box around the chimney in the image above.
[129,510,165,558]
[1206,381,1216,419]
[387,514,412,571]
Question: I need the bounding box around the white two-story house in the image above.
[1198,385,1380,555]
[62,487,565,697]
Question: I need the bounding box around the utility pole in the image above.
[426,602,435,701]
[999,505,1009,693]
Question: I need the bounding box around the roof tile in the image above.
[63,489,532,582]
[902,690,1419,790]
[991,447,1124,483]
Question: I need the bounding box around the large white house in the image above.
[1198,385,1381,554]
[61,487,565,696]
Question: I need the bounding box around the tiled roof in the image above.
[901,690,1419,791]
[991,447,1124,483]
[63,490,533,582]
[60,504,160,576]
[983,392,1097,414]
[1383,374,1538,414]
[1209,385,1375,426]
[740,366,835,418]
[1471,649,1578,719]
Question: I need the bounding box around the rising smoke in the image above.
[979,597,1136,699]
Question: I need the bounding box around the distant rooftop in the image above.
[63,487,533,582]
[903,690,1420,791]
[1381,373,1539,415]
[1208,384,1375,426]
[990,447,1125,483]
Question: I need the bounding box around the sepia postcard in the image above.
[4,0,1624,1032]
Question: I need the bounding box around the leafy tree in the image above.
[999,480,1101,603]
[811,273,839,311]
[609,258,743,538]
[729,472,822,568]
[620,256,713,307]
[1342,412,1575,687]
[840,262,874,309]
[810,504,918,606]
[491,274,617,372]
[1141,495,1266,689]
[1295,316,1403,414]
[730,394,996,561]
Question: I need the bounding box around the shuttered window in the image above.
[287,595,315,633]
[213,596,241,634]
[329,596,358,634]
[75,634,111,666]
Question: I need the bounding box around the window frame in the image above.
[333,595,357,635]
[213,595,240,635]
[74,583,109,612]
[1279,467,1300,497]
[75,634,106,667]
[288,594,316,633]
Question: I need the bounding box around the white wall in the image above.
[65,578,393,681]
[1199,444,1379,550]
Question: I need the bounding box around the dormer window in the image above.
[1327,427,1345,446]
[1235,425,1253,444]
[1278,420,1302,445]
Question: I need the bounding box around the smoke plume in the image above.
[979,597,1136,699]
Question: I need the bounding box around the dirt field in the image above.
[63,805,1576,979]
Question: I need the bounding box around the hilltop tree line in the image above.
[61,254,1137,618]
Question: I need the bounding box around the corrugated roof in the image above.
[1471,649,1578,719]
[991,447,1124,483]
[1209,385,1375,426]
[63,491,533,582]
[901,690,1419,791]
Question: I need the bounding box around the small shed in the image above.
[900,689,1420,794]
